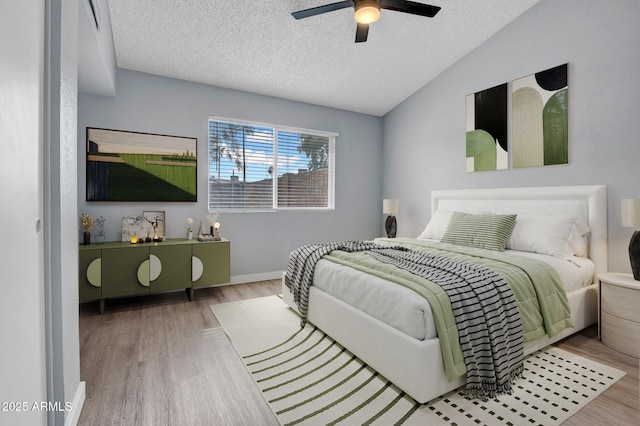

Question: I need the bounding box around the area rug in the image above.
[211,296,625,426]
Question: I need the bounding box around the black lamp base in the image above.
[385,215,397,238]
[630,230,640,280]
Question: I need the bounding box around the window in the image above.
[208,117,336,211]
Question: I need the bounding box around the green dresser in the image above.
[79,238,230,313]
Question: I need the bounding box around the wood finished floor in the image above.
[78,280,640,425]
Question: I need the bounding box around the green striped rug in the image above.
[211,296,624,426]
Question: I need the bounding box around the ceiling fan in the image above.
[291,0,441,43]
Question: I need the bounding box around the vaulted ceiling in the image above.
[104,0,540,116]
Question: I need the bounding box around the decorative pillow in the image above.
[417,210,454,240]
[441,212,517,251]
[505,214,590,258]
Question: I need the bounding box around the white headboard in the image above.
[431,185,608,277]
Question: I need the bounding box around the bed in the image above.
[282,185,607,404]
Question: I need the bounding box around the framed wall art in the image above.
[86,127,197,202]
[512,63,568,168]
[465,83,508,172]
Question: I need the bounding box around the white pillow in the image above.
[505,214,590,258]
[418,210,453,240]
[568,216,591,257]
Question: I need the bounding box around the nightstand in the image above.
[599,272,640,358]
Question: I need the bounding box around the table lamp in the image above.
[383,199,399,238]
[621,198,640,280]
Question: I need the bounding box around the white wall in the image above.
[0,2,47,425]
[42,0,84,425]
[78,0,116,96]
[0,1,83,424]
[382,0,640,273]
[78,70,383,281]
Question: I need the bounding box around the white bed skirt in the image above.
[282,280,598,404]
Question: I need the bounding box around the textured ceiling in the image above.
[107,0,540,116]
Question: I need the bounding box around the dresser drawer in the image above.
[601,311,640,357]
[601,282,640,323]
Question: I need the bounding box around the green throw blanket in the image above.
[324,238,574,381]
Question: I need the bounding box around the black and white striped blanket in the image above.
[284,241,524,400]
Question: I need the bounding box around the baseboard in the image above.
[65,381,85,426]
[230,270,284,285]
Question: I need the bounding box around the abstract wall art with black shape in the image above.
[465,83,508,172]
[512,63,568,168]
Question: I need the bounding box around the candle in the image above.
[130,234,138,244]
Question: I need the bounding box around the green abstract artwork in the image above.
[465,83,508,172]
[86,127,197,202]
[512,64,568,168]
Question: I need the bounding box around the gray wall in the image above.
[78,70,383,281]
[382,0,640,273]
[55,0,83,423]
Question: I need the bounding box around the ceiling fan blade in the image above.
[380,0,441,17]
[355,23,369,43]
[292,1,354,20]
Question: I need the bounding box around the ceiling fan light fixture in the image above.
[354,0,380,24]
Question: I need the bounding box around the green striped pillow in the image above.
[441,212,517,251]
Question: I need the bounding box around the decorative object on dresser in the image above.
[80,213,95,245]
[621,198,640,279]
[186,217,194,240]
[207,211,220,236]
[121,216,144,242]
[79,238,230,313]
[383,198,399,238]
[598,272,640,358]
[143,210,165,241]
[94,216,105,244]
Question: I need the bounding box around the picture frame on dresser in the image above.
[121,216,144,242]
[143,210,166,240]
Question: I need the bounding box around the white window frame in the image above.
[208,116,337,212]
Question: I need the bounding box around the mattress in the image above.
[311,241,595,341]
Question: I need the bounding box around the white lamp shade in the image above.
[383,199,400,215]
[622,199,640,227]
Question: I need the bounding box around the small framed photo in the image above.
[143,210,166,239]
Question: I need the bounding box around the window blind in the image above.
[208,118,335,211]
